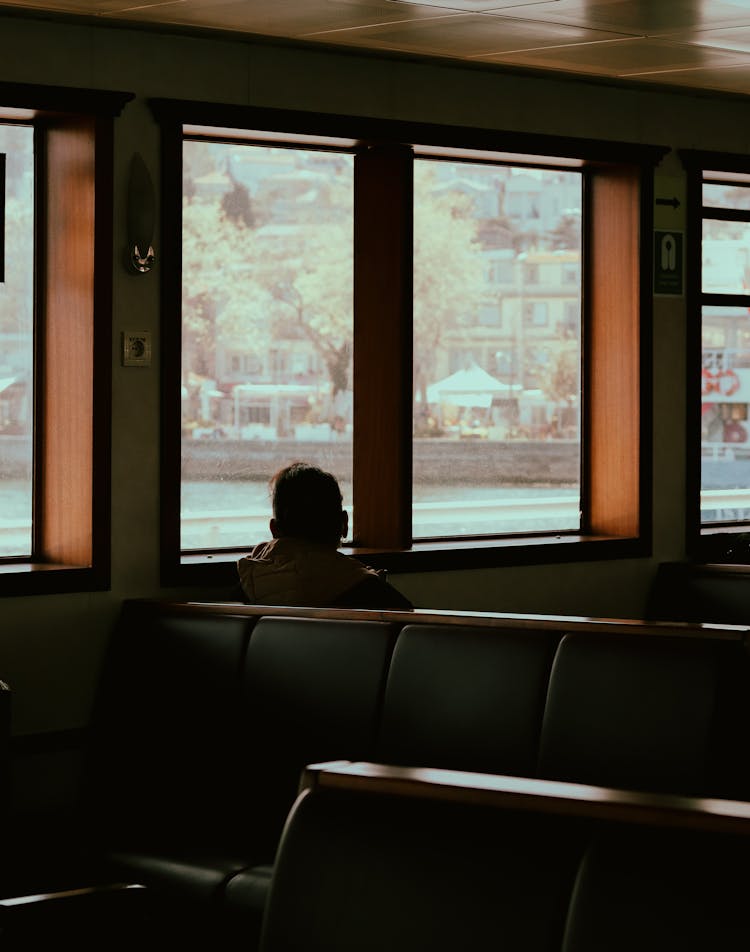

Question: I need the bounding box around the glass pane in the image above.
[701,307,750,524]
[703,218,750,295]
[0,124,34,558]
[181,139,353,551]
[703,182,750,211]
[413,160,582,539]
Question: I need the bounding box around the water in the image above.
[181,480,581,550]
[0,477,582,556]
[0,479,32,557]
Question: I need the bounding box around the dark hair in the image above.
[271,462,344,544]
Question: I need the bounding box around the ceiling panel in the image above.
[631,62,750,93]
[386,0,561,10]
[0,0,138,11]
[477,35,750,76]
[494,0,750,35]
[4,0,750,97]
[304,13,628,57]
[685,25,750,53]
[105,0,450,38]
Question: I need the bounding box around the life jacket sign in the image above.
[654,230,684,296]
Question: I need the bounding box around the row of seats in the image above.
[261,761,750,952]
[11,600,750,948]
[647,560,750,625]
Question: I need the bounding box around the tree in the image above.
[413,181,486,404]
[273,236,353,396]
[180,161,488,409]
[183,139,222,206]
[182,199,273,379]
[0,193,34,339]
[539,341,579,408]
[547,213,581,250]
[221,165,255,227]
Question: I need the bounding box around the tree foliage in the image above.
[413,183,486,399]
[547,214,581,251]
[0,193,34,341]
[221,180,255,227]
[182,162,488,401]
[182,200,274,371]
[540,341,579,406]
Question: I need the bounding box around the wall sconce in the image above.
[127,152,155,273]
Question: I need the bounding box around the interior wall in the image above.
[0,12,740,734]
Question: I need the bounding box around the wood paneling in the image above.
[37,120,96,566]
[586,166,642,538]
[353,145,413,549]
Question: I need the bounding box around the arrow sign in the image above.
[656,196,680,209]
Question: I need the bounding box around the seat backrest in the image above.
[646,561,750,624]
[85,602,254,847]
[0,679,9,816]
[263,763,750,952]
[260,785,583,952]
[377,623,558,776]
[537,631,750,795]
[562,828,750,952]
[240,616,398,852]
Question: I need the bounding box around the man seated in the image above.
[237,461,413,610]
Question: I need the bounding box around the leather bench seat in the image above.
[83,605,399,946]
[261,785,584,952]
[43,600,750,949]
[562,830,750,952]
[377,623,558,776]
[259,764,750,952]
[537,632,750,796]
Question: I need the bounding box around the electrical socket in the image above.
[122,331,152,367]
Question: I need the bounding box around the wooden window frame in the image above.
[0,82,133,597]
[680,149,750,564]
[152,99,666,588]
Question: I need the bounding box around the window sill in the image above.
[172,533,649,588]
[0,562,109,597]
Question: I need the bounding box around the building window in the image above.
[523,301,550,327]
[477,305,501,327]
[153,100,663,581]
[0,83,132,595]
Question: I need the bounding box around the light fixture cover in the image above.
[127,152,155,272]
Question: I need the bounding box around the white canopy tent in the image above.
[425,364,518,409]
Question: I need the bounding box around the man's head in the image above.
[269,462,348,546]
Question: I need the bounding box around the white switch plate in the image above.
[122,331,152,367]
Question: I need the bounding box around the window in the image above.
[153,100,664,582]
[477,305,502,327]
[677,151,750,560]
[524,301,550,327]
[181,137,353,551]
[413,160,579,539]
[684,162,750,537]
[0,124,33,559]
[0,82,132,595]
